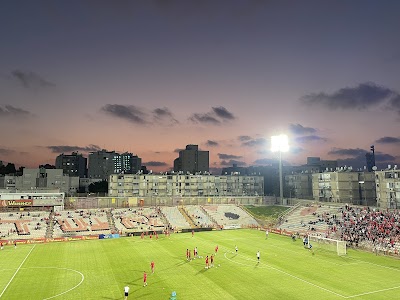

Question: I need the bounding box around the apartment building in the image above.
[375,165,400,209]
[312,168,375,205]
[173,145,209,174]
[108,173,263,198]
[55,152,87,178]
[0,168,79,195]
[88,150,142,180]
[285,173,313,199]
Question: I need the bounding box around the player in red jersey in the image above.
[205,255,209,269]
[215,245,218,255]
[143,271,147,286]
[151,261,155,273]
[141,232,144,239]
[192,230,194,237]
[210,254,214,267]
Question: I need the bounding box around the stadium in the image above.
[0,192,399,299]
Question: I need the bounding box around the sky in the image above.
[1,0,400,173]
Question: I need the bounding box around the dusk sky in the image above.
[1,1,400,173]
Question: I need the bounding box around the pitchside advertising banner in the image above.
[0,199,62,207]
[99,234,120,239]
[0,200,34,207]
[0,234,109,245]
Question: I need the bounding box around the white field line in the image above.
[345,285,400,298]
[267,243,364,267]
[181,233,399,298]
[0,245,36,298]
[347,256,400,273]
[224,245,400,299]
[223,251,346,298]
[34,267,85,300]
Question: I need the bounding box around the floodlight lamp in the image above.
[271,134,289,152]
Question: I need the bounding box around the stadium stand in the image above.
[276,203,400,256]
[278,204,341,234]
[202,205,258,229]
[53,209,112,237]
[184,205,215,228]
[0,211,49,239]
[159,206,190,230]
[111,207,166,234]
[336,205,400,255]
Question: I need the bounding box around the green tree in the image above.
[88,180,108,193]
[3,163,16,175]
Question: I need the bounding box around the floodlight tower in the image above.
[271,134,289,205]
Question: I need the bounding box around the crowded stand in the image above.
[279,203,400,256]
[336,205,400,255]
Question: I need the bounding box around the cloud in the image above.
[301,82,397,110]
[218,153,242,160]
[220,159,246,166]
[238,135,252,142]
[206,140,219,147]
[188,106,235,125]
[143,161,168,167]
[295,135,327,143]
[212,106,235,120]
[46,144,101,153]
[327,147,398,169]
[336,152,397,170]
[290,147,304,154]
[289,123,317,135]
[188,113,220,125]
[328,148,367,157]
[101,104,148,125]
[0,148,14,155]
[241,138,267,147]
[389,95,400,115]
[375,136,400,144]
[375,153,397,162]
[0,105,33,118]
[253,158,276,165]
[11,70,55,89]
[152,107,179,125]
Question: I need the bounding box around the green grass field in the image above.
[1,229,399,299]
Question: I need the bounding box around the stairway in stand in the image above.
[45,211,54,238]
[200,206,218,227]
[106,209,118,234]
[178,206,197,228]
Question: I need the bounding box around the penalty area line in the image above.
[224,251,346,298]
[345,285,400,299]
[0,245,36,298]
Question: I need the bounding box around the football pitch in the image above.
[0,229,399,299]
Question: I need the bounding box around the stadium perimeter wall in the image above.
[65,196,264,209]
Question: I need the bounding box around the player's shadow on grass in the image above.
[175,260,189,267]
[195,268,209,275]
[126,277,145,286]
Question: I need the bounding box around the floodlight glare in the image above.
[271,134,289,152]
